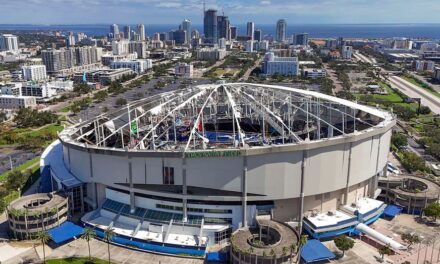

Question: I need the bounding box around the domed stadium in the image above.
[40,83,395,256]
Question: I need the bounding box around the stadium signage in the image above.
[185,150,241,158]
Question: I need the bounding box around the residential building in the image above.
[191,30,200,40]
[124,25,131,40]
[262,52,299,76]
[21,80,73,98]
[276,19,287,42]
[66,32,76,47]
[22,65,47,81]
[413,60,435,72]
[112,40,130,55]
[302,68,326,78]
[217,16,230,40]
[245,40,254,53]
[111,59,152,74]
[151,40,164,49]
[294,33,309,46]
[434,67,440,81]
[0,95,36,109]
[204,9,218,44]
[73,68,134,85]
[110,24,120,39]
[218,38,226,49]
[254,30,262,42]
[182,20,191,43]
[137,24,145,41]
[172,30,187,45]
[196,48,227,61]
[129,41,147,59]
[174,63,193,78]
[41,46,103,74]
[341,45,353,60]
[258,40,269,51]
[0,34,19,51]
[0,82,22,96]
[247,22,255,41]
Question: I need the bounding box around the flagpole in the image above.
[127,103,132,147]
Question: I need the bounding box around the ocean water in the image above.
[0,24,440,39]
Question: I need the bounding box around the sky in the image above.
[1,0,440,25]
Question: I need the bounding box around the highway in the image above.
[388,75,440,114]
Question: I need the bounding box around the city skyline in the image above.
[1,0,440,25]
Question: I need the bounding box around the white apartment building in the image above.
[111,59,152,74]
[262,52,299,76]
[0,95,36,109]
[413,60,435,72]
[245,40,254,53]
[22,65,47,81]
[0,82,22,96]
[112,40,130,55]
[174,63,193,78]
[196,48,227,61]
[0,34,19,52]
[341,45,353,60]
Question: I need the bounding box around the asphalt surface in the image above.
[388,75,440,114]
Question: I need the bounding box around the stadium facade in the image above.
[41,83,395,253]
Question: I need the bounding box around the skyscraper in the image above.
[254,29,262,42]
[137,24,145,41]
[66,32,75,47]
[124,25,131,40]
[204,9,218,44]
[276,19,287,42]
[247,22,255,40]
[217,15,230,40]
[110,24,119,39]
[0,34,19,51]
[230,26,237,40]
[182,19,191,43]
[294,33,309,46]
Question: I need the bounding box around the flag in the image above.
[130,120,138,135]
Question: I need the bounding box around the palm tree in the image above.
[36,231,51,264]
[296,234,308,264]
[81,227,96,260]
[104,227,115,264]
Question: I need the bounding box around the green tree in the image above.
[93,90,108,102]
[400,233,420,249]
[81,227,96,260]
[115,98,127,107]
[104,227,115,264]
[36,231,51,263]
[378,244,393,261]
[391,133,408,149]
[73,83,92,95]
[400,151,429,173]
[423,202,440,221]
[296,234,308,263]
[334,235,355,257]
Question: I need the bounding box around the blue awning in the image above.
[48,221,84,245]
[383,204,403,218]
[301,239,336,263]
[206,252,227,262]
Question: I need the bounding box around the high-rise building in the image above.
[254,30,262,42]
[276,19,287,42]
[247,22,255,40]
[204,9,218,44]
[294,33,309,46]
[42,47,102,74]
[112,40,130,55]
[66,32,76,47]
[182,19,191,43]
[137,24,145,41]
[159,33,167,41]
[22,65,47,81]
[191,30,200,39]
[110,24,120,39]
[129,41,147,59]
[341,45,353,59]
[245,40,254,53]
[217,16,230,40]
[0,34,19,51]
[230,26,237,40]
[124,25,131,40]
[173,30,187,45]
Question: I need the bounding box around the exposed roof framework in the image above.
[63,83,392,152]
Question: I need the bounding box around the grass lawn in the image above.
[0,156,40,181]
[47,257,111,264]
[370,82,404,103]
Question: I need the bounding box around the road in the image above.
[241,56,263,81]
[322,63,342,94]
[353,51,375,64]
[388,75,440,114]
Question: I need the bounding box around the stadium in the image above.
[40,82,395,256]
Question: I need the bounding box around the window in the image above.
[215,227,232,244]
[204,208,232,214]
[163,167,174,185]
